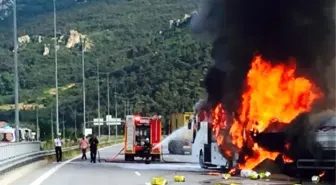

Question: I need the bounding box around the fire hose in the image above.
[104,143,186,163]
[159,144,186,164]
[105,147,125,162]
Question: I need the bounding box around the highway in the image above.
[10,143,215,185]
[9,143,335,185]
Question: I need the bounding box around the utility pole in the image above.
[124,99,127,119]
[127,99,130,115]
[107,75,110,139]
[114,85,118,137]
[53,0,60,136]
[36,107,39,141]
[74,110,77,138]
[13,0,20,142]
[62,114,65,138]
[97,60,101,137]
[51,109,54,140]
[126,99,128,115]
[81,36,86,136]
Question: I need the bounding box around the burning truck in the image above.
[189,0,335,177]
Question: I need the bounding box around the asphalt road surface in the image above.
[9,143,335,185]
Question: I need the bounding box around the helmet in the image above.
[145,138,149,142]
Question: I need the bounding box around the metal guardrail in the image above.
[0,139,123,175]
[0,142,41,162]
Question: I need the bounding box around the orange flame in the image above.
[212,55,323,170]
[319,171,326,178]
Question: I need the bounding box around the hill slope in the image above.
[0,0,212,139]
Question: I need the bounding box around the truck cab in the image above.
[188,111,238,169]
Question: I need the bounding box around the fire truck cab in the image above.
[124,115,162,161]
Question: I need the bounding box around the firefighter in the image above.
[54,133,63,162]
[143,138,151,164]
[89,135,99,163]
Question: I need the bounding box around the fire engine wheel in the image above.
[199,150,208,169]
[151,154,161,161]
[125,154,134,161]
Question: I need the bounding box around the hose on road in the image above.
[105,147,125,162]
[160,144,186,164]
[104,143,186,164]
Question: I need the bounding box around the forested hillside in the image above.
[0,0,212,139]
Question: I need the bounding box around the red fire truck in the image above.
[124,115,162,161]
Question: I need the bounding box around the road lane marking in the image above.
[29,143,123,185]
[135,171,141,176]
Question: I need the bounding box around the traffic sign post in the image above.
[106,115,121,137]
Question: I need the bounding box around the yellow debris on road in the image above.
[151,177,167,185]
[174,175,185,182]
[259,171,271,179]
[249,171,260,180]
[222,173,231,180]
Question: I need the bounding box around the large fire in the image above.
[211,55,323,170]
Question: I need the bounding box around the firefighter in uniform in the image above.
[143,138,152,163]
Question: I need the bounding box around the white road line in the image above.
[135,171,141,176]
[29,143,123,185]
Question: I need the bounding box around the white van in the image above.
[0,127,16,142]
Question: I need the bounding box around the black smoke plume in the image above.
[190,0,335,169]
[191,0,335,113]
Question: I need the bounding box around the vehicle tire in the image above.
[175,140,184,155]
[125,154,134,161]
[219,166,229,173]
[199,150,207,169]
[168,140,175,154]
[151,154,161,161]
[168,140,184,155]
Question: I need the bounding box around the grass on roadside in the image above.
[41,135,123,151]
[43,139,122,161]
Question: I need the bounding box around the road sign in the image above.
[85,128,92,136]
[93,118,104,126]
[106,115,121,125]
[106,115,112,124]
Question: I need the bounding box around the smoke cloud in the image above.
[191,0,335,112]
[191,0,335,167]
